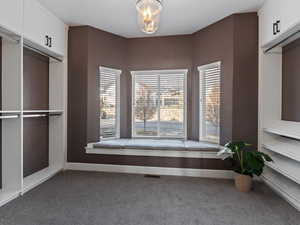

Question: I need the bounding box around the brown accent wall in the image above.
[0,37,2,187]
[23,47,50,177]
[68,155,231,170]
[23,117,49,177]
[0,37,2,110]
[282,38,300,122]
[68,26,128,163]
[87,27,127,142]
[68,13,258,167]
[232,13,258,146]
[23,48,49,110]
[68,26,89,163]
[127,35,194,137]
[193,13,258,146]
[193,15,235,143]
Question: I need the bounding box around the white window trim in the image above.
[99,66,122,140]
[198,61,221,144]
[131,69,188,140]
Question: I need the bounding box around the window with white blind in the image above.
[99,66,121,139]
[131,69,187,138]
[198,62,221,144]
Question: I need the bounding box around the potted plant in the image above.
[218,141,273,192]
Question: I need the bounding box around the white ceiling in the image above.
[38,0,265,38]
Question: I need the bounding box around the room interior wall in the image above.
[127,35,194,138]
[0,37,2,187]
[192,15,235,144]
[67,26,230,169]
[192,13,258,146]
[68,26,129,163]
[86,27,127,142]
[232,13,258,147]
[282,38,300,122]
[68,26,89,163]
[67,13,258,168]
[23,117,49,177]
[23,48,50,177]
[23,48,49,110]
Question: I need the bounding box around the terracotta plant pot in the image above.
[235,173,252,192]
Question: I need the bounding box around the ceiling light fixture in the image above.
[136,0,162,34]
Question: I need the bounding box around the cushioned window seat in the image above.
[86,139,222,159]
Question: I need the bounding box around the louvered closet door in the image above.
[199,62,221,143]
[133,73,159,137]
[23,47,49,177]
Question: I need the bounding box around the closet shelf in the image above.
[0,110,21,114]
[23,110,63,116]
[265,162,300,185]
[262,139,300,162]
[262,168,300,211]
[23,110,63,113]
[0,115,19,119]
[22,114,48,118]
[264,127,300,141]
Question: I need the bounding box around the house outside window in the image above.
[99,66,121,139]
[198,62,221,144]
[131,69,187,139]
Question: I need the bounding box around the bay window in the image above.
[131,69,187,138]
[198,62,221,144]
[99,66,121,139]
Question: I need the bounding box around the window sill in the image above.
[86,139,222,159]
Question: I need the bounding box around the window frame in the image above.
[99,66,121,140]
[198,61,221,144]
[131,69,188,140]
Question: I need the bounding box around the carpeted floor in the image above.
[0,171,299,225]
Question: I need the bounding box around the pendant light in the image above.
[136,0,162,34]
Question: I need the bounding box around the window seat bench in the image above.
[86,139,222,159]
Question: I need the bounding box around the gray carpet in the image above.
[0,171,299,225]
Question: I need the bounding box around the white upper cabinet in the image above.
[260,0,300,47]
[0,0,23,35]
[24,0,66,57]
[279,0,300,34]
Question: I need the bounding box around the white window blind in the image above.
[198,62,221,144]
[99,66,121,139]
[132,70,187,138]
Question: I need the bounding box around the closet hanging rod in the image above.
[0,115,19,119]
[48,112,63,116]
[23,114,48,118]
[23,44,63,62]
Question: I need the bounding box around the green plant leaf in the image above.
[224,141,273,177]
[257,152,273,162]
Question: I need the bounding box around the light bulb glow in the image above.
[136,0,162,34]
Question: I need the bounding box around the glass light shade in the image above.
[136,0,162,34]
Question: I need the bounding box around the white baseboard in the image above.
[262,175,300,211]
[22,166,62,195]
[0,189,20,208]
[65,163,234,179]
